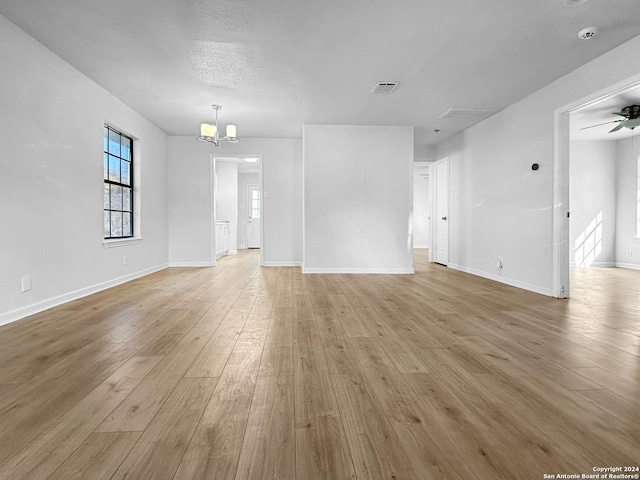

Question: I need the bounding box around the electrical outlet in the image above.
[627,250,633,258]
[191,248,196,255]
[497,257,503,269]
[123,256,128,266]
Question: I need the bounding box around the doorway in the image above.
[211,155,263,265]
[554,76,640,297]
[413,163,431,249]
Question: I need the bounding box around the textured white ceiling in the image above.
[1,0,640,145]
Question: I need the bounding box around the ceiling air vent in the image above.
[371,82,399,94]
[563,0,591,6]
[438,108,495,120]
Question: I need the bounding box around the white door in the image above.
[435,158,449,265]
[246,184,261,248]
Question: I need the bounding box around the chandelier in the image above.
[197,104,239,145]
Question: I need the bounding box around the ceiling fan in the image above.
[581,104,640,133]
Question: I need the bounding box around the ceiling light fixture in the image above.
[197,104,239,146]
[244,157,259,163]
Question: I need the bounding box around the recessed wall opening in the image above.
[211,155,263,266]
[555,77,640,298]
[413,162,432,270]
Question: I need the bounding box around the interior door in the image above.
[435,158,449,265]
[246,184,261,248]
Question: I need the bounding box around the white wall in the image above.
[215,161,238,254]
[237,173,260,249]
[435,33,640,295]
[415,144,436,162]
[615,139,640,268]
[413,165,430,248]
[569,140,617,267]
[303,125,414,273]
[168,137,302,266]
[0,14,169,324]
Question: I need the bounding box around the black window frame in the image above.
[103,125,134,239]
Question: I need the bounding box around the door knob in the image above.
[441,216,447,221]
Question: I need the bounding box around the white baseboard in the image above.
[237,243,246,250]
[262,261,302,267]
[302,267,415,274]
[570,262,615,268]
[570,262,640,269]
[448,263,553,297]
[169,261,213,267]
[413,245,429,249]
[614,262,640,270]
[228,250,238,255]
[0,263,169,327]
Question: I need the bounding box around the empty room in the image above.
[1,1,639,479]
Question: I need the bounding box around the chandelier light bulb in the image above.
[196,105,239,145]
[200,123,215,138]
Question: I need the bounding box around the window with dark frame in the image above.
[103,126,134,239]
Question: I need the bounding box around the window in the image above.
[104,126,133,238]
[251,189,261,219]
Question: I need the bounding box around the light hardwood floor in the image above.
[0,249,638,479]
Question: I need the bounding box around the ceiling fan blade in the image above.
[623,118,640,129]
[609,123,625,133]
[611,111,628,117]
[580,120,621,130]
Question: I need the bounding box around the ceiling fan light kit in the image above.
[197,104,239,146]
[580,104,640,133]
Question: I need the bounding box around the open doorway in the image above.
[554,77,640,297]
[413,162,432,269]
[211,155,263,265]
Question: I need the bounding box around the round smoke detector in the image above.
[578,26,599,40]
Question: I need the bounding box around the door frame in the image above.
[553,74,640,297]
[210,154,264,266]
[431,156,449,265]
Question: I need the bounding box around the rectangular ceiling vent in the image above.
[438,108,495,120]
[371,82,399,94]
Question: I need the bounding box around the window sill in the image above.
[103,237,143,248]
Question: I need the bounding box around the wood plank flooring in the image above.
[0,249,639,479]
